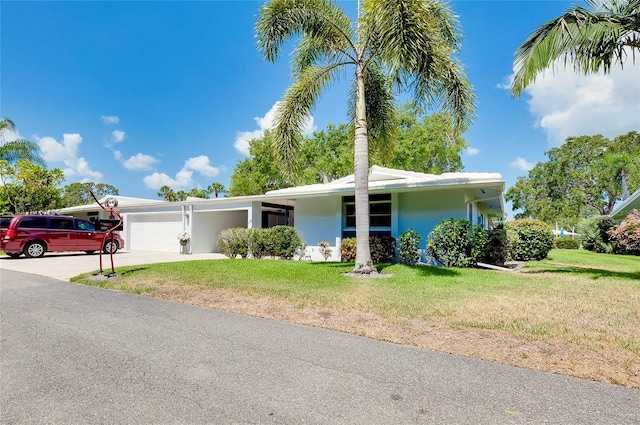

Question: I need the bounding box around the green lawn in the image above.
[71,249,640,388]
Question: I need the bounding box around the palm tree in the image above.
[511,0,640,96]
[188,188,209,199]
[256,0,475,273]
[157,185,177,201]
[0,118,46,166]
[207,182,226,198]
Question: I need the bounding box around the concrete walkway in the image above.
[0,250,226,281]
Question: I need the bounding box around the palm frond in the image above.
[511,0,640,96]
[360,0,475,131]
[273,64,343,177]
[256,0,355,63]
[0,139,46,167]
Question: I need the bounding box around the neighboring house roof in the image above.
[609,188,640,220]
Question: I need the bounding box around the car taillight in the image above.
[5,229,15,239]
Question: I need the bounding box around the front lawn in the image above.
[71,249,640,388]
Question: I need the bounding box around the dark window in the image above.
[343,193,392,231]
[50,218,73,230]
[17,217,48,229]
[0,216,13,228]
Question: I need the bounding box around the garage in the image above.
[127,213,184,252]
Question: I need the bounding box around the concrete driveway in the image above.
[0,250,226,281]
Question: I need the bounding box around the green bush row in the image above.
[217,226,306,259]
[339,218,553,267]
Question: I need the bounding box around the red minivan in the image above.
[0,215,124,258]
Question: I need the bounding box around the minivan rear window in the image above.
[0,216,13,228]
[17,217,48,229]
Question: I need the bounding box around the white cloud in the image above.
[465,147,480,155]
[36,133,103,180]
[101,115,120,124]
[183,155,222,177]
[234,101,317,156]
[507,53,640,146]
[142,155,224,190]
[113,151,158,171]
[111,130,125,143]
[510,157,535,171]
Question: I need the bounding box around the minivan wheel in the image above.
[24,241,46,258]
[103,240,119,254]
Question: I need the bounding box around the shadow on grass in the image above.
[525,265,640,281]
[308,261,460,277]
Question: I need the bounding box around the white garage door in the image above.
[129,213,183,252]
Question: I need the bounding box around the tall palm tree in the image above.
[0,118,46,166]
[511,0,640,96]
[256,0,475,273]
[207,182,226,198]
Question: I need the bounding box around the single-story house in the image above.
[59,166,505,261]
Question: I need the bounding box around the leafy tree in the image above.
[175,190,188,201]
[207,182,226,198]
[389,110,467,173]
[299,124,355,183]
[511,0,640,96]
[229,131,294,196]
[61,182,120,207]
[505,132,640,226]
[0,159,64,214]
[256,0,475,273]
[0,118,46,167]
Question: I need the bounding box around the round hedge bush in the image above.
[505,219,554,261]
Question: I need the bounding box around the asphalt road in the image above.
[1,269,639,424]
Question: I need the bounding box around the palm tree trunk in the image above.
[353,65,375,273]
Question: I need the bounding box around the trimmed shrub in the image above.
[608,209,640,255]
[398,228,422,265]
[577,218,615,253]
[269,225,306,259]
[554,237,580,250]
[217,227,250,258]
[370,236,397,263]
[340,238,357,262]
[340,236,396,263]
[479,225,507,266]
[505,219,553,261]
[427,219,488,267]
[249,228,272,259]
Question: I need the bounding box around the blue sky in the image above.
[2,0,639,216]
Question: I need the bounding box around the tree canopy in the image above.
[229,114,468,197]
[0,159,65,214]
[60,182,120,208]
[505,131,640,227]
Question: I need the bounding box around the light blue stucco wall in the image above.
[397,189,467,240]
[294,196,341,248]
